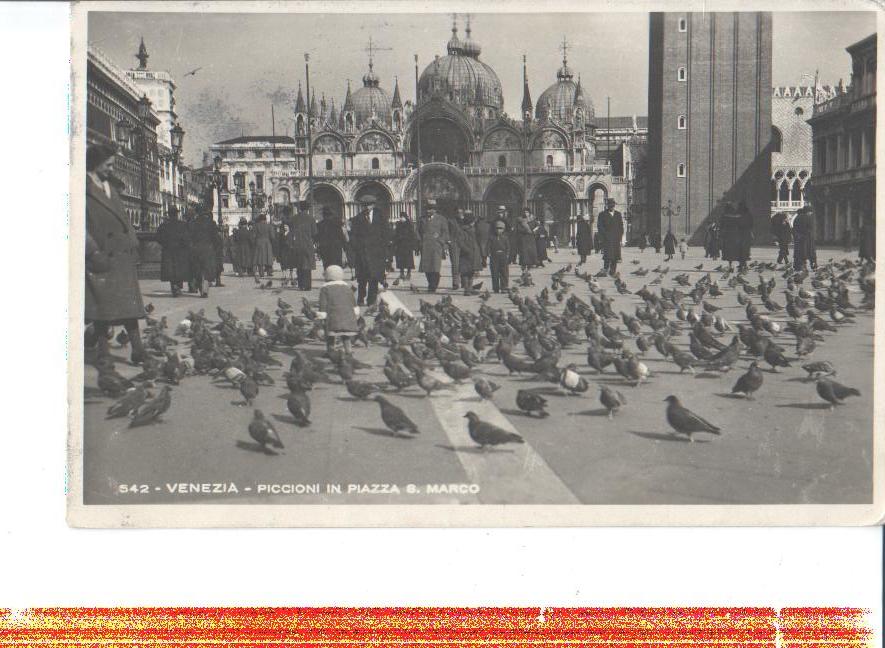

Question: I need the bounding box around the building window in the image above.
[677,115,686,129]
[677,163,686,177]
[794,106,804,116]
[222,197,229,208]
[255,173,264,191]
[254,150,263,159]
[371,157,380,169]
[237,150,245,159]
[677,66,686,81]
[498,154,507,168]
[546,155,554,167]
[325,158,333,171]
[678,17,687,32]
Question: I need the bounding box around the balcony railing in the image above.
[462,164,611,175]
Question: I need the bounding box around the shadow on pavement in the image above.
[355,426,415,440]
[775,402,831,410]
[571,408,611,417]
[235,440,279,455]
[435,443,515,454]
[628,430,709,443]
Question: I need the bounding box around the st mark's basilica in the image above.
[211,18,639,244]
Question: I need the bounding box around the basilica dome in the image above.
[418,22,503,113]
[349,63,392,127]
[535,58,594,125]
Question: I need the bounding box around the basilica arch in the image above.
[532,178,575,244]
[310,183,345,222]
[353,181,393,220]
[484,177,524,221]
[405,100,474,166]
[587,182,609,215]
[405,163,472,216]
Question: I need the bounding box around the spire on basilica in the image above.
[294,82,305,113]
[135,37,149,70]
[521,54,533,119]
[391,76,402,108]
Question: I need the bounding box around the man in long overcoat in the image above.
[597,198,624,275]
[770,212,792,265]
[156,206,191,296]
[455,210,483,295]
[516,209,538,270]
[474,210,491,268]
[349,196,389,305]
[418,200,450,293]
[189,210,220,297]
[291,202,318,290]
[575,212,593,265]
[316,207,348,269]
[445,208,463,290]
[85,143,146,365]
[792,205,817,271]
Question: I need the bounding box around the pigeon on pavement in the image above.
[374,395,420,436]
[664,395,721,442]
[464,412,525,449]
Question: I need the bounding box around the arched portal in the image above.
[411,166,470,216]
[410,117,470,165]
[587,183,609,216]
[354,181,393,220]
[311,184,344,223]
[533,179,575,244]
[484,178,524,222]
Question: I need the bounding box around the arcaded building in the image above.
[646,11,773,242]
[210,18,638,244]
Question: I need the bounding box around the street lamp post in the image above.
[170,122,185,214]
[136,95,152,231]
[212,155,224,226]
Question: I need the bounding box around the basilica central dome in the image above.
[536,54,594,125]
[417,19,503,114]
[348,61,393,127]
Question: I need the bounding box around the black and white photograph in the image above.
[68,2,882,526]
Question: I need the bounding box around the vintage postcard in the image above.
[68,0,883,526]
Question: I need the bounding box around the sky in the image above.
[89,10,877,167]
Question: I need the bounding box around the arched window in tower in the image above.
[296,115,305,136]
[575,109,584,127]
[325,158,333,171]
[771,179,779,202]
[498,154,507,169]
[677,115,686,129]
[393,110,402,131]
[779,180,791,202]
[677,66,686,81]
[345,114,353,131]
[371,157,380,170]
[678,17,687,32]
[791,180,803,203]
[546,155,554,167]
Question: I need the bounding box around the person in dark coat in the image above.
[212,221,226,287]
[651,230,662,254]
[516,210,538,270]
[393,211,419,279]
[535,220,550,266]
[792,205,817,271]
[474,211,491,268]
[349,196,389,305]
[290,204,318,290]
[703,223,719,259]
[230,218,252,276]
[597,198,625,275]
[663,230,677,261]
[418,200,450,292]
[456,210,483,295]
[487,219,511,293]
[251,213,275,277]
[156,206,191,297]
[188,211,220,297]
[316,207,347,269]
[859,212,875,263]
[85,143,147,365]
[575,212,593,265]
[720,202,753,271]
[445,209,463,290]
[277,221,297,281]
[770,212,792,265]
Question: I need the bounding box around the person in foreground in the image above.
[317,265,360,356]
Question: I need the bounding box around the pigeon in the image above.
[802,361,836,380]
[731,361,764,399]
[599,386,626,419]
[559,364,589,395]
[664,395,721,442]
[129,385,172,427]
[286,389,311,426]
[106,385,150,419]
[763,344,791,372]
[374,395,419,436]
[414,369,455,396]
[815,378,861,409]
[96,362,135,397]
[345,379,378,400]
[383,362,414,391]
[500,350,536,375]
[238,376,259,405]
[464,412,525,449]
[474,377,500,400]
[248,409,284,454]
[516,389,548,417]
[442,360,471,382]
[670,349,697,374]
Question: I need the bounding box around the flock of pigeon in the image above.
[93,252,875,455]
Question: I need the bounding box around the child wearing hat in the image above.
[317,265,360,355]
[487,219,511,293]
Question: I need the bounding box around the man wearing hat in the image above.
[349,195,389,305]
[487,218,511,293]
[455,209,483,295]
[445,207,464,290]
[290,201,318,290]
[474,208,491,269]
[155,205,191,295]
[231,217,252,276]
[417,199,450,293]
[316,206,347,269]
[597,197,624,276]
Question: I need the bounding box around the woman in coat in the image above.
[516,214,538,270]
[393,212,419,279]
[189,211,220,297]
[456,212,483,294]
[718,205,743,270]
[277,221,297,281]
[575,214,593,265]
[316,208,348,269]
[85,143,146,365]
[231,218,253,276]
[792,205,817,271]
[290,206,318,290]
[534,220,550,266]
[663,230,677,261]
[251,213,275,277]
[156,207,191,297]
[418,202,450,292]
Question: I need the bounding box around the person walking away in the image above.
[575,212,593,266]
[156,206,191,297]
[535,219,550,266]
[771,212,792,265]
[251,212,275,277]
[446,208,463,290]
[718,203,743,271]
[213,221,226,287]
[792,205,817,271]
[734,201,754,271]
[516,209,538,271]
[858,212,875,263]
[474,210,491,269]
[291,202,318,290]
[277,221,296,283]
[638,232,647,253]
[702,223,715,259]
[317,265,360,357]
[456,210,483,295]
[678,238,688,260]
[393,211,418,280]
[651,230,662,254]
[597,198,624,276]
[417,199,450,293]
[663,229,677,261]
[188,210,220,298]
[488,220,511,293]
[349,195,389,305]
[184,210,199,293]
[316,207,347,269]
[85,143,147,365]
[230,218,247,276]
